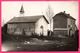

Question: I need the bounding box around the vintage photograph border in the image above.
[0,0,80,53]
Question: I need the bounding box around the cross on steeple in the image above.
[20,5,24,14]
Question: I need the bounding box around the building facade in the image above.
[53,11,77,36]
[7,15,49,36]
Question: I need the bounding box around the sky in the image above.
[2,1,78,29]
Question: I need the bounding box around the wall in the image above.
[53,14,67,28]
[7,23,35,36]
[67,18,76,36]
[35,17,48,36]
[54,30,67,36]
[53,14,68,36]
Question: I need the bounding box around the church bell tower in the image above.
[20,5,25,16]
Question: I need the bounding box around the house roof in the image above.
[53,12,76,20]
[8,15,49,24]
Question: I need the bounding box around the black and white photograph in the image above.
[2,1,79,51]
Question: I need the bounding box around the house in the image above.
[53,11,77,37]
[7,6,49,36]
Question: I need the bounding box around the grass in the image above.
[2,30,78,51]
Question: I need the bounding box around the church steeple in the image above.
[20,5,24,14]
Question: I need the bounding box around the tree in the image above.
[46,5,54,36]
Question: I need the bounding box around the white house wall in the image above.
[35,17,48,36]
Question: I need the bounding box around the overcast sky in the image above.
[2,1,78,28]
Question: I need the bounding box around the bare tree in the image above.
[46,5,54,36]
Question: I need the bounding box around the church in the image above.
[7,5,49,36]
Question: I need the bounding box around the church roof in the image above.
[8,15,49,24]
